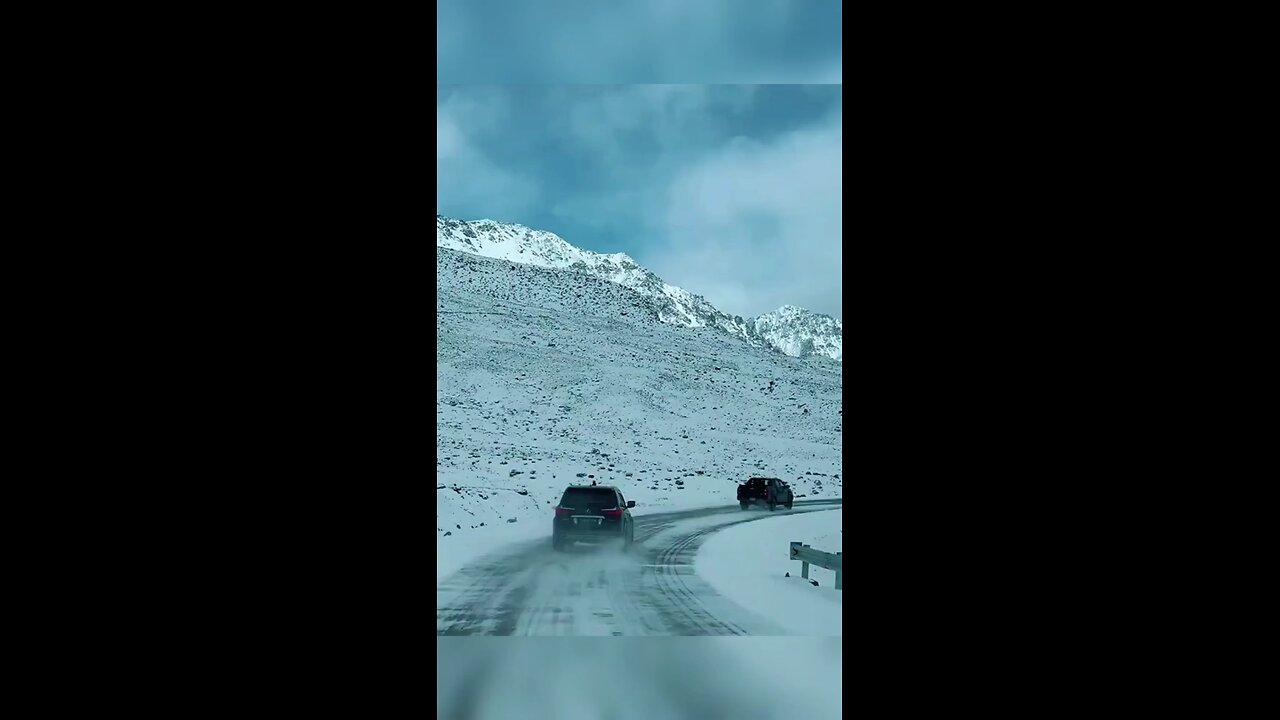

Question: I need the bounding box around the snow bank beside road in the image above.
[695,509,842,636]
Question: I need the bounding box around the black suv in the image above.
[552,483,635,552]
[737,477,793,511]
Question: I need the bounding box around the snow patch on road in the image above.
[695,509,842,635]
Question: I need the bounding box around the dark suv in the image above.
[552,484,636,552]
[737,477,793,511]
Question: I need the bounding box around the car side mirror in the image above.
[626,500,636,508]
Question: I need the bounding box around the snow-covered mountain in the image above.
[748,305,843,361]
[436,215,842,361]
[436,245,842,564]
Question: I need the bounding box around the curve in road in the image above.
[436,498,842,636]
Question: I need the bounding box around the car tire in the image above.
[552,536,565,552]
[768,501,776,511]
[740,502,750,510]
[785,502,793,510]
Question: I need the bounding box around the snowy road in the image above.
[437,498,842,636]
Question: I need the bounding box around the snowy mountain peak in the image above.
[766,305,809,318]
[750,305,842,361]
[436,215,610,268]
[436,215,841,361]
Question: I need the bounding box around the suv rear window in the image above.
[560,488,617,507]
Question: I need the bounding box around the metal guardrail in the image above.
[790,541,842,590]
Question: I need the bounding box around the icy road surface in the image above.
[437,498,841,636]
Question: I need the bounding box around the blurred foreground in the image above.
[437,637,842,720]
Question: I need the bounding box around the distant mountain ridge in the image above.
[436,214,842,361]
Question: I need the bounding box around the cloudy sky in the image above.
[437,0,842,84]
[437,4,842,320]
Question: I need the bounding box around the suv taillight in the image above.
[601,508,623,518]
[555,507,573,517]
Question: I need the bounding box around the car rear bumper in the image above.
[557,532,626,544]
[554,518,625,541]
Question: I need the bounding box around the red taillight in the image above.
[601,508,623,518]
[555,507,573,517]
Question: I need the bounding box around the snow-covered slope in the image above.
[437,215,842,360]
[437,246,842,549]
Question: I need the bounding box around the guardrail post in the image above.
[790,541,842,590]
